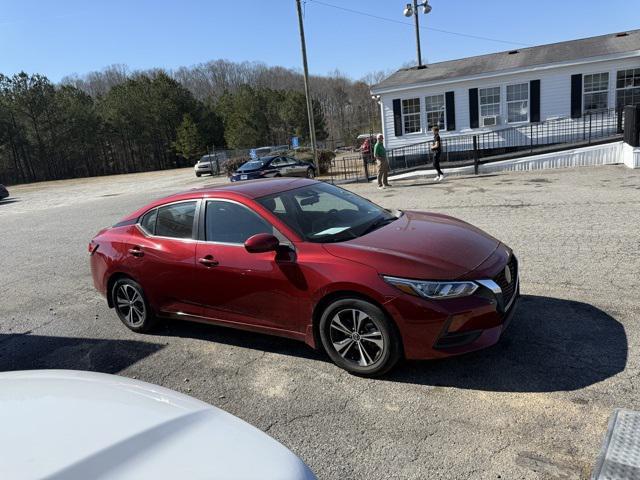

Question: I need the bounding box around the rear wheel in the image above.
[111,278,157,333]
[319,298,401,376]
[306,168,315,179]
[196,172,202,177]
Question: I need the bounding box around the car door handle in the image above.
[128,246,144,257]
[198,255,219,267]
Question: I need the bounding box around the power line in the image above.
[307,0,531,47]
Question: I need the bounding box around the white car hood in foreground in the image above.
[0,370,315,480]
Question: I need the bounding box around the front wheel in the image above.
[111,278,157,333]
[196,172,202,177]
[319,298,401,376]
[306,168,315,179]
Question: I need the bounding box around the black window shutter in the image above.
[530,80,541,122]
[445,91,456,131]
[571,74,582,118]
[469,88,479,128]
[392,99,403,136]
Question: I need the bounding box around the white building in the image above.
[371,30,640,149]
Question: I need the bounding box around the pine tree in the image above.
[173,113,202,161]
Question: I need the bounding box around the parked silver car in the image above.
[0,184,9,200]
[194,153,228,177]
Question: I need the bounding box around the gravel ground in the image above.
[1,165,639,479]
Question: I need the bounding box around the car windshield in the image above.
[257,182,399,243]
[241,160,267,170]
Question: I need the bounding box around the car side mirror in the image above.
[244,233,280,253]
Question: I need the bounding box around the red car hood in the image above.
[323,210,501,280]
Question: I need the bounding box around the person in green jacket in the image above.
[374,134,390,189]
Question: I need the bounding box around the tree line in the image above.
[0,61,385,185]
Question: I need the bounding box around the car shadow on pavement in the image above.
[389,295,627,392]
[0,198,19,206]
[0,334,164,373]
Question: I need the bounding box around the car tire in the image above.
[111,278,157,333]
[319,298,401,377]
[306,168,315,179]
[196,172,201,177]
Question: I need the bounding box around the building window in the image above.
[401,98,421,134]
[479,87,501,123]
[425,94,445,130]
[616,68,640,110]
[506,83,529,123]
[583,72,609,113]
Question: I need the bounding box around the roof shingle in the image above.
[372,30,640,92]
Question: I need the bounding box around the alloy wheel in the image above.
[115,284,146,328]
[329,308,384,367]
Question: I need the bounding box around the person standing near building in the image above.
[431,126,444,181]
[360,137,371,162]
[374,134,390,189]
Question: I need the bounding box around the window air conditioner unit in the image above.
[482,115,500,127]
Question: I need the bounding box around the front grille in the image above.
[493,255,518,309]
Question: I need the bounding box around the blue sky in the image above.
[0,0,636,82]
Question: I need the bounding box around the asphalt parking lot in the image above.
[1,165,639,479]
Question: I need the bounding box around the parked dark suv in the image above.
[230,156,315,182]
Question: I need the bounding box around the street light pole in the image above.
[295,0,319,172]
[412,0,422,67]
[403,1,431,68]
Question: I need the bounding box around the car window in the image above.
[272,197,287,214]
[155,201,197,239]
[205,200,275,244]
[139,208,158,235]
[284,157,298,166]
[271,157,288,167]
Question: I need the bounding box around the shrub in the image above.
[290,149,335,175]
[225,156,249,176]
[317,150,336,174]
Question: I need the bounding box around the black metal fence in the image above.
[325,108,625,183]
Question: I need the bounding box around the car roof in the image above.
[121,178,318,222]
[199,177,315,199]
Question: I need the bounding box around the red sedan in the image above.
[90,178,519,376]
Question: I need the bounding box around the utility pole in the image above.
[295,0,319,172]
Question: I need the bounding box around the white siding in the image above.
[380,56,640,149]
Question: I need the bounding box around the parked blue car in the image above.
[230,156,316,182]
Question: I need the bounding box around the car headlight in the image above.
[383,276,478,299]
